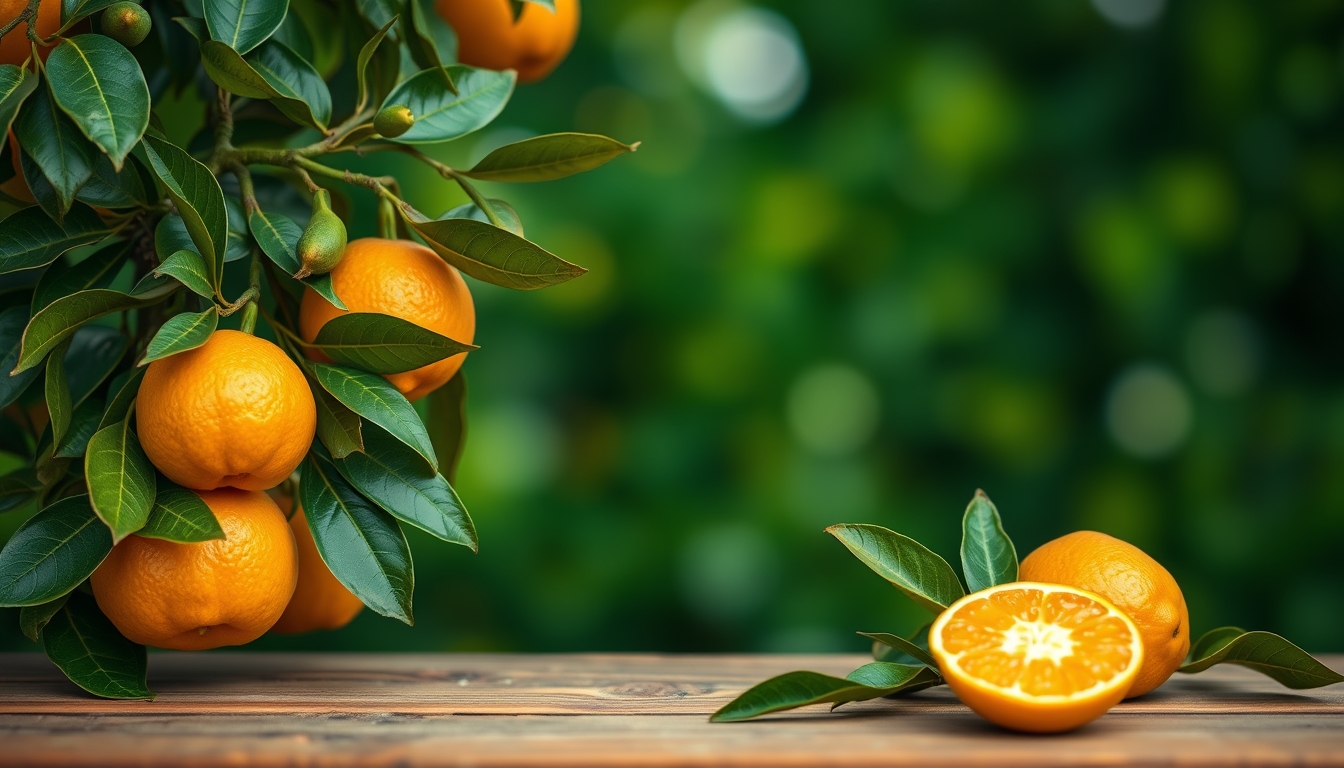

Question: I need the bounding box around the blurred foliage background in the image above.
[6,0,1344,654]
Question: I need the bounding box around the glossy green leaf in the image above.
[465,133,638,182]
[19,148,66,223]
[872,623,932,664]
[355,0,399,30]
[138,481,224,543]
[141,135,227,289]
[313,385,363,459]
[383,66,514,144]
[153,249,214,299]
[199,39,276,98]
[19,593,68,641]
[247,40,332,129]
[14,84,97,214]
[140,308,217,366]
[0,306,41,408]
[404,0,457,94]
[312,312,475,375]
[45,35,150,169]
[1177,630,1344,688]
[98,367,143,430]
[711,663,941,722]
[860,631,937,667]
[223,196,251,262]
[32,240,129,313]
[247,207,345,309]
[826,524,965,613]
[409,216,585,290]
[301,451,414,624]
[0,470,41,514]
[205,0,289,55]
[60,0,124,26]
[1188,626,1246,663]
[0,64,39,136]
[959,489,1016,593]
[441,198,522,237]
[354,15,398,113]
[0,495,113,607]
[312,363,437,469]
[43,591,154,700]
[85,417,156,542]
[14,278,177,374]
[54,397,102,458]
[425,370,466,484]
[45,337,74,450]
[0,204,113,275]
[75,153,149,209]
[336,424,476,549]
[65,325,126,406]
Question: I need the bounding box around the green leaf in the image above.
[404,0,457,95]
[54,397,102,458]
[871,623,932,664]
[859,631,938,667]
[199,39,278,98]
[247,207,345,309]
[312,312,475,375]
[76,153,149,209]
[63,324,127,407]
[43,591,154,700]
[0,495,112,607]
[98,367,143,430]
[1188,626,1246,662]
[383,66,514,144]
[425,370,466,484]
[408,216,585,290]
[19,148,67,224]
[246,40,333,130]
[0,204,113,275]
[205,0,289,55]
[441,198,523,237]
[301,451,414,624]
[45,337,74,450]
[14,84,97,215]
[85,417,157,542]
[0,64,39,137]
[0,470,41,514]
[32,240,129,313]
[312,362,437,468]
[138,481,224,543]
[60,0,125,27]
[355,0,400,30]
[45,35,150,169]
[1177,630,1344,688]
[153,249,214,298]
[139,308,217,366]
[141,136,227,290]
[826,524,966,613]
[313,385,363,459]
[335,423,476,549]
[465,133,638,183]
[223,196,251,262]
[14,279,178,374]
[710,663,941,722]
[19,593,68,641]
[354,15,398,114]
[0,306,42,408]
[959,489,1017,593]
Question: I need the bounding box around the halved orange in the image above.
[929,582,1144,733]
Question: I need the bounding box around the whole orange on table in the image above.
[91,489,298,651]
[435,0,578,83]
[270,499,364,635]
[300,237,475,402]
[1019,530,1190,697]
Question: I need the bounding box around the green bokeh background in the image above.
[5,0,1344,654]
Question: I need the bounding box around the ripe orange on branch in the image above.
[136,330,317,491]
[0,0,60,66]
[299,237,475,402]
[270,499,365,634]
[90,489,298,651]
[435,0,579,83]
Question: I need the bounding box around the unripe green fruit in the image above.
[295,190,347,278]
[374,105,415,138]
[101,2,152,47]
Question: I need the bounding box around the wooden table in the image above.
[2,653,1342,766]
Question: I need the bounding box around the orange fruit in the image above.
[929,582,1144,733]
[434,0,579,84]
[269,499,364,634]
[90,489,298,651]
[0,0,60,67]
[1019,531,1190,697]
[136,330,317,491]
[299,238,475,402]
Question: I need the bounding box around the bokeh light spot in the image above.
[787,365,881,456]
[1090,0,1165,29]
[1105,364,1192,459]
[679,523,779,624]
[676,3,808,124]
[457,403,562,499]
[1184,310,1262,397]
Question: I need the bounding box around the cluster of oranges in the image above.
[929,531,1190,732]
[92,238,476,650]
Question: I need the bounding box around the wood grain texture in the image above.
[1,653,1342,766]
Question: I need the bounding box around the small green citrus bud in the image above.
[101,2,152,47]
[374,105,415,139]
[295,190,347,278]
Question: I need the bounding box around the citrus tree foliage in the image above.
[0,0,633,698]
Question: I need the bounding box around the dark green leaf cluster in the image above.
[0,0,634,700]
[713,491,1342,722]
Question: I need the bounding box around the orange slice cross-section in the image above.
[929,582,1145,732]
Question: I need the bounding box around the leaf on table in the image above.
[43,591,154,700]
[0,494,112,607]
[959,489,1017,593]
[1187,626,1246,663]
[860,631,938,668]
[1177,630,1344,688]
[710,662,941,722]
[19,593,68,641]
[826,523,965,613]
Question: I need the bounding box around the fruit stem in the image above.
[0,0,38,44]
[237,252,262,335]
[378,196,397,239]
[448,170,506,229]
